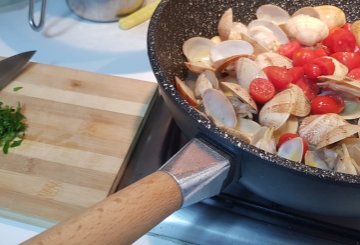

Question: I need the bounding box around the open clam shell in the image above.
[202,88,237,128]
[255,52,293,69]
[256,4,290,25]
[241,33,270,55]
[228,22,248,40]
[285,14,328,46]
[175,76,199,107]
[317,124,360,149]
[278,137,303,162]
[184,60,215,74]
[218,8,233,40]
[235,57,267,91]
[334,144,358,175]
[351,20,360,48]
[248,19,289,45]
[288,84,311,117]
[210,40,254,65]
[194,70,219,98]
[292,6,320,18]
[183,37,215,63]
[224,118,261,143]
[304,150,332,171]
[274,116,299,142]
[317,78,360,97]
[251,127,276,153]
[221,82,258,112]
[339,99,360,120]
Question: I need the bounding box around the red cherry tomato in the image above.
[277,133,308,156]
[288,66,304,83]
[348,68,360,80]
[314,47,329,57]
[313,57,335,76]
[278,41,301,59]
[263,66,292,91]
[322,28,356,53]
[303,63,322,79]
[311,95,345,114]
[294,77,319,101]
[292,48,317,66]
[249,78,275,104]
[331,52,360,70]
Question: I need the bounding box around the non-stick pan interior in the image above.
[147,0,360,185]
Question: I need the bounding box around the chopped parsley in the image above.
[0,102,27,154]
[13,87,23,92]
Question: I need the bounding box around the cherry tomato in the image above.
[278,41,301,59]
[303,63,322,79]
[331,52,360,70]
[292,48,317,66]
[288,66,304,83]
[322,28,357,53]
[277,133,308,157]
[294,77,319,101]
[313,57,335,76]
[263,66,292,91]
[348,68,360,80]
[311,95,345,114]
[249,78,275,104]
[314,47,329,57]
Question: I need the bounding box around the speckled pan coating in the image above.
[147,0,360,184]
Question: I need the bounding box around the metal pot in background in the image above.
[28,0,144,31]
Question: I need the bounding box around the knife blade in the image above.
[0,51,36,91]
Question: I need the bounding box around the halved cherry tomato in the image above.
[311,95,345,114]
[294,77,319,101]
[278,41,301,59]
[348,68,360,80]
[263,66,292,91]
[314,47,329,57]
[249,78,275,104]
[277,133,308,157]
[322,28,357,53]
[331,52,360,70]
[292,48,317,66]
[303,63,322,79]
[313,57,335,76]
[288,66,304,83]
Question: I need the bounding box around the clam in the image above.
[227,97,256,119]
[251,127,276,153]
[241,33,270,55]
[314,5,346,29]
[248,19,289,44]
[256,4,290,25]
[194,70,219,98]
[327,57,348,78]
[215,54,252,75]
[317,124,360,149]
[285,14,329,46]
[299,113,348,146]
[247,25,280,51]
[175,76,199,107]
[304,150,332,170]
[351,20,360,48]
[218,8,233,40]
[255,52,293,69]
[224,118,261,143]
[221,82,258,112]
[317,78,360,97]
[228,22,248,40]
[288,84,311,117]
[334,144,358,175]
[210,36,222,44]
[210,40,254,65]
[183,37,215,63]
[202,88,237,128]
[278,137,303,162]
[274,116,299,142]
[339,99,360,120]
[292,7,320,19]
[235,57,267,91]
[184,61,215,74]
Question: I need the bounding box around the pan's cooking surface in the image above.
[147,0,360,184]
[119,92,360,244]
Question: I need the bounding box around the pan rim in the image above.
[147,0,360,185]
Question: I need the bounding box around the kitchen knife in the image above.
[0,51,36,91]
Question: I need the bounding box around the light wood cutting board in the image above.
[0,61,156,226]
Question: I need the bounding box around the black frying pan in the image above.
[25,1,360,244]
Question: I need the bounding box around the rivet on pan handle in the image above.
[28,0,47,31]
[23,138,230,245]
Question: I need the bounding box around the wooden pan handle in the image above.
[23,171,182,245]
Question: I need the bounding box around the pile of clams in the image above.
[175,4,360,175]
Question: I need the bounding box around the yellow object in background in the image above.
[118,0,161,30]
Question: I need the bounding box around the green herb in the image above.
[13,87,23,92]
[0,102,27,154]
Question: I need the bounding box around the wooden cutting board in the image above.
[0,61,157,226]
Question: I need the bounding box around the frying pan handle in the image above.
[23,139,230,245]
[23,171,181,245]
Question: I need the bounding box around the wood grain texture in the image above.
[24,171,182,245]
[0,61,156,224]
